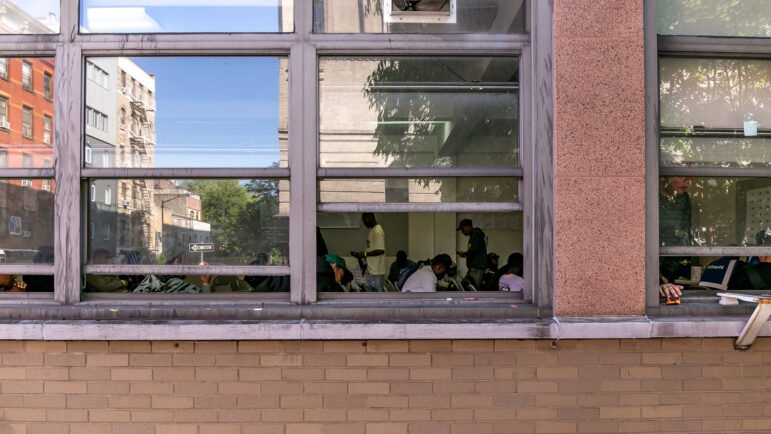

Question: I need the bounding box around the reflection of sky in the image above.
[80,1,285,33]
[130,57,281,168]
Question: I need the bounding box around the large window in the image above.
[0,1,546,317]
[653,1,771,309]
[317,56,522,297]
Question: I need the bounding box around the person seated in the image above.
[86,249,129,292]
[484,252,523,291]
[727,229,771,290]
[24,246,54,292]
[388,250,415,284]
[0,274,26,292]
[498,269,524,293]
[317,254,353,292]
[133,253,212,293]
[401,254,453,293]
[481,252,500,290]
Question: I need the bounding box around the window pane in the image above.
[87,178,289,266]
[319,177,518,203]
[0,179,55,264]
[658,176,771,247]
[80,0,293,33]
[659,57,771,168]
[320,57,519,169]
[0,1,59,34]
[85,57,285,168]
[657,0,771,37]
[317,211,523,293]
[0,58,55,166]
[313,0,524,34]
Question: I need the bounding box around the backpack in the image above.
[699,257,738,290]
[396,263,423,291]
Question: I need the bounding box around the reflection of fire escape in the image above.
[126,90,156,252]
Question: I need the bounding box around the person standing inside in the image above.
[457,218,487,289]
[354,213,386,292]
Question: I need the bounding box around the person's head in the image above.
[487,253,499,269]
[506,252,524,276]
[457,219,473,236]
[430,254,453,278]
[396,250,408,267]
[92,248,113,264]
[756,230,771,263]
[324,254,351,285]
[253,253,269,266]
[662,176,692,196]
[166,251,185,265]
[361,212,377,228]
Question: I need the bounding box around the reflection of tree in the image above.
[658,0,771,37]
[180,177,279,262]
[688,177,738,246]
[660,58,770,167]
[363,57,518,200]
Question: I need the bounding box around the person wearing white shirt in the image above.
[353,213,386,292]
[401,254,453,293]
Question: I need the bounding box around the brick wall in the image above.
[0,338,769,433]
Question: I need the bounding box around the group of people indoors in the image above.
[317,213,524,294]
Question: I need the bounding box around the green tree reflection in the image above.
[363,57,518,201]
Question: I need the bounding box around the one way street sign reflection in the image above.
[189,243,214,252]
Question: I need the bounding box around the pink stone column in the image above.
[553,0,646,316]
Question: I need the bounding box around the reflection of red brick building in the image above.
[0,57,55,192]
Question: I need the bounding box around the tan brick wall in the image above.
[0,338,769,433]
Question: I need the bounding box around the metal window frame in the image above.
[646,0,771,310]
[0,0,553,320]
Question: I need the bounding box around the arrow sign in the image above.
[189,243,214,253]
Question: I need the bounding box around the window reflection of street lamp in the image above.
[159,194,188,251]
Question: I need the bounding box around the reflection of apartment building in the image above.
[0,2,57,258]
[85,58,118,254]
[153,180,210,258]
[0,1,59,34]
[0,57,54,177]
[84,57,159,260]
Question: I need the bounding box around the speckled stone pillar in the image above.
[553,0,646,316]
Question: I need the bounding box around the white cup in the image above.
[691,265,702,282]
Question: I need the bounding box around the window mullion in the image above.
[644,0,661,309]
[53,42,83,304]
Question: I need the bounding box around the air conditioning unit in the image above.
[43,137,51,144]
[121,87,129,94]
[119,124,126,131]
[20,179,32,188]
[41,184,51,191]
[385,0,455,23]
[0,120,9,129]
[122,199,130,208]
[123,161,131,168]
